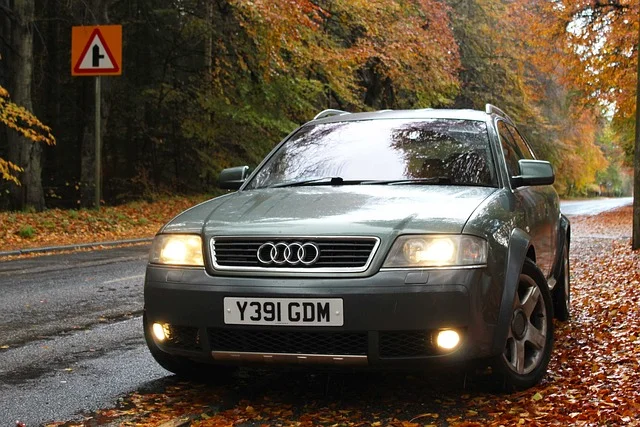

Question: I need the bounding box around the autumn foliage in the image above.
[1,0,633,206]
[531,0,638,121]
[518,0,638,187]
[228,0,460,107]
[0,84,55,185]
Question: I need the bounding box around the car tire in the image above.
[143,313,234,381]
[552,241,570,321]
[493,258,554,390]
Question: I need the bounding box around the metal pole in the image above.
[95,75,101,209]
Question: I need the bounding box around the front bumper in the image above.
[144,265,501,369]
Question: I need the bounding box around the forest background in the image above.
[0,0,637,212]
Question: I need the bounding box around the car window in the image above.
[497,121,521,177]
[245,119,498,189]
[506,124,535,160]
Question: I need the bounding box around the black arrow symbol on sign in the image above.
[92,45,104,67]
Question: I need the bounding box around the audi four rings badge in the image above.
[257,242,321,266]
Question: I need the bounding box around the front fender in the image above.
[491,228,532,354]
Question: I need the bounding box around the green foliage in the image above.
[595,122,633,197]
[42,220,56,230]
[610,116,635,167]
[80,0,462,201]
[17,225,35,239]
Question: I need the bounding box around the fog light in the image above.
[436,330,460,350]
[152,322,170,342]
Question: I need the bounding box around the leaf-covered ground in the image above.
[0,195,213,255]
[40,205,640,426]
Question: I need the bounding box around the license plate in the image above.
[223,297,344,326]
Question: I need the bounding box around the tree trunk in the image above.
[633,21,640,250]
[0,0,9,87]
[6,0,45,211]
[205,0,213,76]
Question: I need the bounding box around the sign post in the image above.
[95,76,101,210]
[71,25,122,208]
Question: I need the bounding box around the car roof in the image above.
[311,108,486,123]
[309,107,514,126]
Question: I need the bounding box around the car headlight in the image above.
[149,234,204,266]
[383,235,487,268]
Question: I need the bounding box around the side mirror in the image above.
[219,166,249,190]
[511,160,555,188]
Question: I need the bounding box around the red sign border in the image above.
[73,28,120,75]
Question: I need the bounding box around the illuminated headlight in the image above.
[152,322,171,342]
[383,235,487,268]
[436,329,461,350]
[149,234,204,266]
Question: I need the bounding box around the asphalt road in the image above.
[0,245,169,425]
[0,197,633,425]
[560,196,633,216]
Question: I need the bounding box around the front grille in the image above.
[379,331,437,358]
[211,237,378,271]
[208,329,368,355]
[164,325,202,352]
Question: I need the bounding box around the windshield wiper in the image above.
[270,176,455,188]
[361,177,452,185]
[269,177,365,188]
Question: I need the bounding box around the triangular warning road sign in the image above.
[73,28,120,74]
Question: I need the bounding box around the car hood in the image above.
[162,186,497,237]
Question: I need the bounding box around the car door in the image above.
[497,121,558,278]
[506,124,560,272]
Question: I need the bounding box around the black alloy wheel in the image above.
[494,258,554,390]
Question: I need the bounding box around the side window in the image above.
[497,121,521,177]
[507,125,535,160]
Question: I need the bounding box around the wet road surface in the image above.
[560,197,632,216]
[0,245,168,425]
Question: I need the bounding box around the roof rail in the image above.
[313,109,350,120]
[485,104,515,124]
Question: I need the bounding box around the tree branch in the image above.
[0,3,16,21]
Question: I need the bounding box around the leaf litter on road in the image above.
[45,206,640,426]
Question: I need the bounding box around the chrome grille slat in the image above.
[211,236,379,272]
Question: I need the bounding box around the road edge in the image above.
[0,237,153,257]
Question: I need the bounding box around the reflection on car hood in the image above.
[162,186,497,237]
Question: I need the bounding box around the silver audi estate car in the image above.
[143,105,570,389]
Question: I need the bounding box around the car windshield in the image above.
[245,118,497,189]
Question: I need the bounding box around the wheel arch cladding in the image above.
[492,228,533,355]
[561,214,570,243]
[551,214,571,281]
